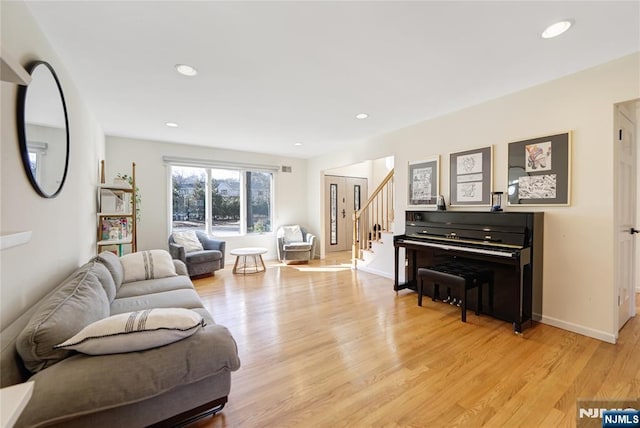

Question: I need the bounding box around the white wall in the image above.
[326,156,394,198]
[371,156,394,195]
[308,53,640,343]
[0,2,105,326]
[326,161,370,181]
[105,136,308,262]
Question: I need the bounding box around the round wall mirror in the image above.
[17,60,69,198]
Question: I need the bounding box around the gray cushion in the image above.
[94,251,124,290]
[110,289,204,315]
[283,242,312,251]
[89,261,117,302]
[115,275,195,299]
[186,250,222,264]
[64,261,116,302]
[16,268,111,373]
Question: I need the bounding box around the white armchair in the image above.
[276,225,316,264]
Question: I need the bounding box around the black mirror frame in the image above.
[16,60,70,198]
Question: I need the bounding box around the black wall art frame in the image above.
[408,156,439,208]
[449,146,493,206]
[507,131,571,206]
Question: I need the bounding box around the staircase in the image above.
[352,168,395,278]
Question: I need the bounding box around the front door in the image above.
[615,102,638,331]
[324,175,367,253]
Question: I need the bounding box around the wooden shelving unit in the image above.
[97,161,137,255]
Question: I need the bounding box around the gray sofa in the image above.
[0,251,240,427]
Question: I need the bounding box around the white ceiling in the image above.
[23,1,640,159]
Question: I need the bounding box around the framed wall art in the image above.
[408,156,439,208]
[507,131,571,206]
[449,146,492,206]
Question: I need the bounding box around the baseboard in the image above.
[355,264,394,280]
[534,313,617,344]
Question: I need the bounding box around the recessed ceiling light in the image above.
[165,122,179,128]
[356,113,369,120]
[175,64,198,76]
[541,20,573,39]
[294,142,303,147]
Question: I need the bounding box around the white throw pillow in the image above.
[120,250,177,284]
[171,231,204,253]
[54,308,205,355]
[282,225,303,244]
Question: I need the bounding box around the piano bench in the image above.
[417,263,494,323]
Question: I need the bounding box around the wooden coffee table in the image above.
[230,247,268,274]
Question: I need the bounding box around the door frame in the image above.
[322,174,368,254]
[614,99,640,336]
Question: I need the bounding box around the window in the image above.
[171,165,273,236]
[246,171,272,233]
[27,141,48,183]
[211,169,240,234]
[171,166,206,232]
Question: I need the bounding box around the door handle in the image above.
[630,228,640,235]
[342,209,346,218]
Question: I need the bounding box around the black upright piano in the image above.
[394,211,543,333]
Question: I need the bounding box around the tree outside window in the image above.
[247,171,272,233]
[172,166,206,231]
[211,169,240,234]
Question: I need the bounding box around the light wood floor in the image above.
[191,251,640,427]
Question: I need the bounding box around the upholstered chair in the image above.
[276,225,316,264]
[168,230,225,277]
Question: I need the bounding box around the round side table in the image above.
[230,247,268,274]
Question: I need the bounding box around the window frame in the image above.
[167,160,276,237]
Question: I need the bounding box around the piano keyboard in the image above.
[397,239,518,258]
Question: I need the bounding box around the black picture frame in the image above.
[408,156,439,208]
[507,132,571,206]
[449,146,492,206]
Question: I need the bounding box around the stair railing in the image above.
[352,168,394,262]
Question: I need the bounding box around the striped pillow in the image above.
[54,308,205,355]
[120,249,177,284]
[171,231,204,253]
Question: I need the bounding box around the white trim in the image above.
[205,169,212,234]
[535,313,617,344]
[162,156,279,172]
[165,164,173,240]
[354,264,394,279]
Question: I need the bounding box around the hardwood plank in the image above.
[190,251,640,427]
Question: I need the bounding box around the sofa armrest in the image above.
[197,233,226,266]
[215,241,226,266]
[169,243,186,263]
[276,237,285,261]
[306,233,317,258]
